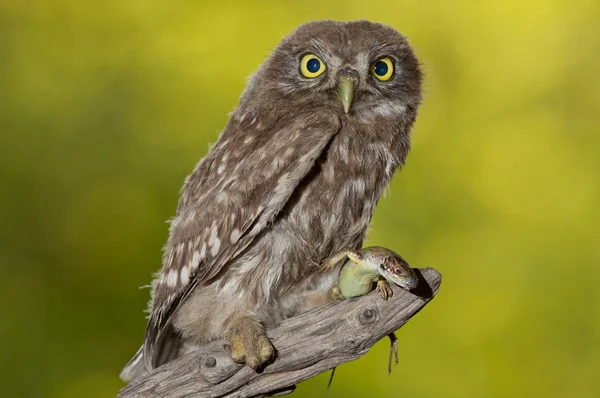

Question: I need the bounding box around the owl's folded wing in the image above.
[143,111,341,370]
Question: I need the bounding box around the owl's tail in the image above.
[120,345,147,383]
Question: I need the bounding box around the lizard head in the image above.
[363,247,418,290]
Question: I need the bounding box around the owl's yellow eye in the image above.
[371,57,394,81]
[300,54,326,78]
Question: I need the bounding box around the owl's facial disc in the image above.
[335,68,359,113]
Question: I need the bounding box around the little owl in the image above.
[121,20,422,381]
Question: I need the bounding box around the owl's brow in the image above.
[304,39,343,72]
[370,42,404,61]
[306,39,331,59]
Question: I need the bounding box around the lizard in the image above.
[320,246,418,300]
[319,246,418,378]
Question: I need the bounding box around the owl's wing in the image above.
[144,111,341,369]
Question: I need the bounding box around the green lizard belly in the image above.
[338,260,378,298]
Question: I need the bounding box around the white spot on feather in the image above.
[216,191,229,203]
[284,147,295,158]
[230,228,241,244]
[211,237,221,256]
[244,136,254,144]
[192,251,200,270]
[180,265,190,284]
[209,224,218,246]
[217,163,226,174]
[167,269,178,287]
[200,242,207,259]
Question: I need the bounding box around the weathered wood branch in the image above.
[117,268,442,398]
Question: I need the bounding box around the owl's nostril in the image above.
[337,68,360,84]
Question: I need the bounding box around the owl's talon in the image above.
[329,285,343,301]
[230,333,247,364]
[258,334,274,362]
[228,318,274,370]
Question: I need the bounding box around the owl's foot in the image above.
[376,278,393,300]
[302,290,338,309]
[227,317,274,370]
[329,285,343,301]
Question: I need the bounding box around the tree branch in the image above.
[117,268,442,398]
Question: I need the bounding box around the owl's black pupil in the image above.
[307,58,321,73]
[374,61,388,76]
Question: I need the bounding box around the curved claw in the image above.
[228,318,274,370]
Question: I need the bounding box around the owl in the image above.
[121,20,422,381]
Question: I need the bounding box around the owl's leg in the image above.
[301,286,343,309]
[226,315,274,370]
[302,291,333,308]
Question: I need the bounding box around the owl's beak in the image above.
[336,69,359,113]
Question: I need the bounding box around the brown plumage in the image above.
[121,19,422,381]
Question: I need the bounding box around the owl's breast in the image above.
[222,129,397,312]
[282,131,394,262]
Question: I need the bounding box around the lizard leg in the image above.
[388,332,399,375]
[226,315,274,370]
[376,277,393,300]
[319,247,362,272]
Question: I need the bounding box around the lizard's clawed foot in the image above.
[228,318,274,370]
[376,279,393,300]
[319,258,338,273]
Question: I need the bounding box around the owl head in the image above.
[239,20,422,121]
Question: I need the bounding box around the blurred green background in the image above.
[1,1,599,397]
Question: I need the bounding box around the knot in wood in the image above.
[358,305,378,325]
[204,356,217,368]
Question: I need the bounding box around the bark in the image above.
[117,267,442,398]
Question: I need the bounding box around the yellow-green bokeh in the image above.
[1,1,598,397]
